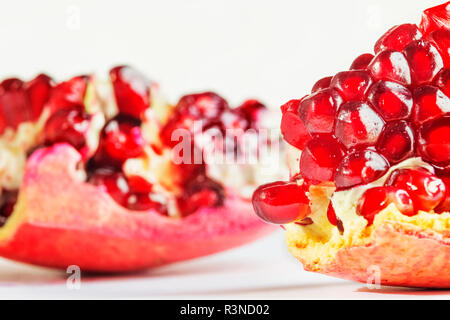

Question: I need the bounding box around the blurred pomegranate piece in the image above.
[96,115,146,167]
[44,106,91,151]
[110,66,151,119]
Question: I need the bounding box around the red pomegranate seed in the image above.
[427,29,450,67]
[419,2,450,36]
[350,53,374,70]
[334,101,385,149]
[126,193,167,213]
[252,181,311,224]
[433,68,450,97]
[330,70,373,101]
[127,175,153,193]
[236,99,266,126]
[98,115,146,166]
[178,178,224,216]
[367,50,412,86]
[327,201,338,226]
[47,75,89,112]
[311,76,332,93]
[377,121,414,164]
[412,85,450,125]
[280,99,311,149]
[403,40,444,85]
[386,168,446,212]
[299,89,342,135]
[335,149,389,189]
[44,107,91,150]
[367,80,413,121]
[374,24,422,54]
[435,175,450,213]
[357,186,415,225]
[24,74,53,121]
[110,66,151,119]
[0,78,31,129]
[418,116,450,170]
[89,169,130,207]
[299,135,345,183]
[177,92,228,120]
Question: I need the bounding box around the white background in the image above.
[0,0,448,299]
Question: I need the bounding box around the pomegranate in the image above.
[0,66,278,271]
[254,2,450,288]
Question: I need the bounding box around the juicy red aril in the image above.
[299,135,345,183]
[412,85,450,125]
[374,24,422,54]
[335,149,389,189]
[386,168,446,212]
[435,175,450,213]
[327,201,338,226]
[236,99,266,126]
[334,101,385,149]
[330,70,373,101]
[357,186,414,225]
[252,181,310,224]
[367,80,413,121]
[418,116,450,170]
[434,68,450,97]
[280,99,311,149]
[126,193,167,213]
[47,75,89,112]
[299,89,342,135]
[367,50,412,86]
[311,76,332,93]
[89,169,130,207]
[403,40,444,85]
[350,53,374,70]
[377,121,414,164]
[24,74,53,121]
[427,29,450,67]
[177,92,228,120]
[44,107,90,150]
[110,66,151,119]
[127,175,153,193]
[0,78,31,130]
[102,116,146,159]
[419,2,450,36]
[98,115,146,165]
[177,178,224,216]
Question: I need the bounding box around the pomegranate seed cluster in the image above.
[253,3,450,226]
[0,66,267,221]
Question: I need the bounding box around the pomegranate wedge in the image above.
[253,2,450,288]
[0,66,280,272]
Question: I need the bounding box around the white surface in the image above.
[0,0,448,299]
[0,231,448,299]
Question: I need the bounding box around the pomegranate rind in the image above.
[0,144,274,272]
[292,220,450,288]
